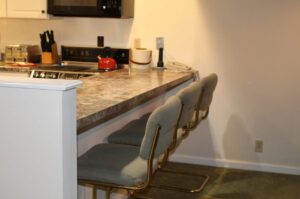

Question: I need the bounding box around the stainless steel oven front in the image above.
[30,70,92,79]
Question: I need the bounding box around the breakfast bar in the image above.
[0,66,195,199]
[76,68,195,199]
[0,64,195,133]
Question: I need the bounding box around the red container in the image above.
[98,56,117,70]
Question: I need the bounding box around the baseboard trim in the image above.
[170,154,300,175]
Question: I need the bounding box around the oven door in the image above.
[47,0,121,18]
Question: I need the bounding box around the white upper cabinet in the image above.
[0,0,6,17]
[5,0,48,19]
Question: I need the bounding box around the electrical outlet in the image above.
[156,37,164,49]
[255,140,264,153]
[97,36,104,47]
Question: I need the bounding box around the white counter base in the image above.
[0,77,81,199]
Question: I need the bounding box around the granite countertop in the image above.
[0,63,102,75]
[0,63,195,134]
[76,68,195,134]
[0,64,32,73]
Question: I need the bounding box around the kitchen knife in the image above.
[50,30,55,44]
[45,31,52,52]
[49,30,59,64]
[40,33,47,52]
[46,30,54,45]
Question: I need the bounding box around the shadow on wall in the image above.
[174,115,219,162]
[222,115,260,167]
[194,0,300,170]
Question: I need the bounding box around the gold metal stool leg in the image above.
[105,188,111,199]
[92,185,97,199]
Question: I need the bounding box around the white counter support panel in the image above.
[0,77,82,199]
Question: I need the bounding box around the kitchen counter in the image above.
[0,64,31,73]
[76,68,195,134]
[0,64,196,134]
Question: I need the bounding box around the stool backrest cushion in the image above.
[176,82,203,128]
[197,73,218,111]
[139,96,181,160]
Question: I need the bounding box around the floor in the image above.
[130,162,300,199]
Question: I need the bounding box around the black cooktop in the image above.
[37,65,120,73]
[38,65,92,72]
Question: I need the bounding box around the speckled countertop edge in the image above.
[76,68,195,134]
[0,65,32,73]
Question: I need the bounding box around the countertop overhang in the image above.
[76,68,195,134]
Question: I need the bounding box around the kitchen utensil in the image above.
[48,30,59,64]
[40,33,47,52]
[130,48,152,69]
[40,31,51,52]
[5,45,41,63]
[156,37,164,68]
[97,56,117,70]
[42,52,53,64]
[157,48,164,67]
[40,30,59,64]
[46,30,55,44]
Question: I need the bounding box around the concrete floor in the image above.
[131,162,300,199]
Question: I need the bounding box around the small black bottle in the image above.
[157,48,164,67]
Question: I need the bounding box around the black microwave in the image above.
[47,0,134,18]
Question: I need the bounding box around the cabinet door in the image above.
[7,0,48,19]
[0,0,6,17]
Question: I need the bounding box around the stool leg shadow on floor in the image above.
[130,162,300,199]
[131,162,212,199]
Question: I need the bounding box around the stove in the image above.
[30,46,129,79]
[30,69,93,79]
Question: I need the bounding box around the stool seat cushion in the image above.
[78,144,147,186]
[107,115,149,146]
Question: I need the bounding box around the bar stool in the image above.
[188,73,218,130]
[107,74,216,146]
[78,96,182,199]
[159,73,218,193]
[106,73,218,193]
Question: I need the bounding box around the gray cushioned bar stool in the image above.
[149,81,211,193]
[106,73,219,193]
[188,73,218,130]
[78,96,182,199]
[106,83,201,147]
[107,73,219,146]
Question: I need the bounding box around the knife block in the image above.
[41,52,53,64]
[51,43,59,64]
[41,43,59,65]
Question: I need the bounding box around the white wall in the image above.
[175,0,300,174]
[1,0,300,174]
